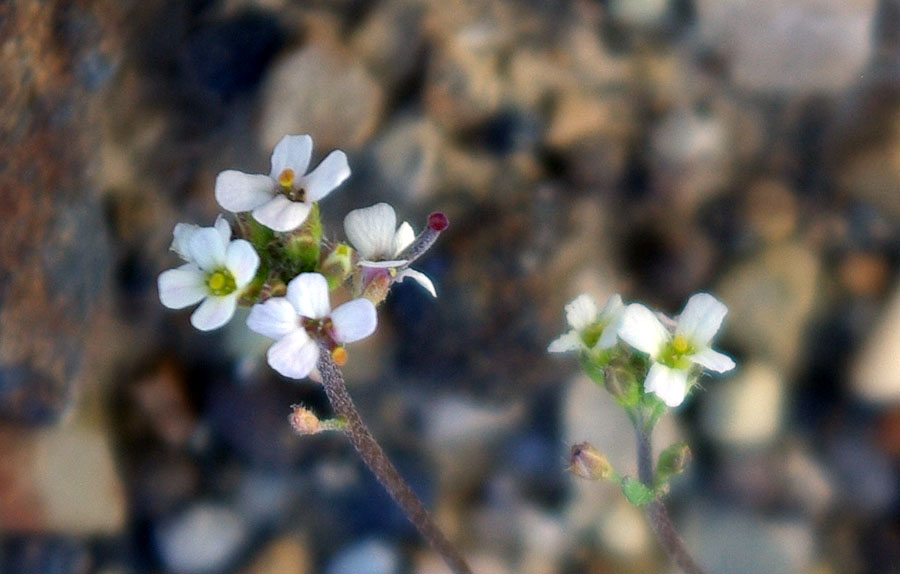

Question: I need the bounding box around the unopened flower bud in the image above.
[321,243,354,289]
[604,364,639,407]
[656,442,691,478]
[289,405,321,435]
[569,442,614,481]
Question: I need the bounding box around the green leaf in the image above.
[622,477,655,507]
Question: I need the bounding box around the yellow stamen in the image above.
[208,272,226,291]
[332,347,348,366]
[673,335,689,354]
[278,169,295,189]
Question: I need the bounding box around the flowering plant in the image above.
[551,292,735,574]
[158,135,471,573]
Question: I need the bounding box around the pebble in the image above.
[853,286,900,403]
[0,427,126,535]
[695,0,877,94]
[716,243,820,370]
[258,43,384,152]
[325,539,400,574]
[155,503,249,574]
[243,534,311,574]
[700,361,786,448]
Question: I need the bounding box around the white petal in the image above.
[190,293,238,331]
[269,134,313,180]
[644,363,688,407]
[618,304,670,358]
[252,195,312,232]
[215,170,275,212]
[396,268,436,297]
[214,215,232,244]
[360,259,408,268]
[565,294,599,331]
[225,239,260,287]
[392,222,416,256]
[286,273,331,319]
[187,227,228,271]
[343,203,397,260]
[690,347,736,373]
[330,298,377,343]
[267,330,319,379]
[299,150,350,202]
[171,223,199,260]
[158,264,207,309]
[676,292,728,347]
[596,294,626,349]
[246,298,300,340]
[548,331,582,353]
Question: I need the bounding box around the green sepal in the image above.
[655,442,691,489]
[622,477,655,507]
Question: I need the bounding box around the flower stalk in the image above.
[316,345,473,574]
[635,421,707,574]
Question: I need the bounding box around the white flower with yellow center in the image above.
[215,134,350,232]
[548,293,625,353]
[158,216,260,331]
[246,273,377,379]
[618,293,735,407]
[343,202,436,297]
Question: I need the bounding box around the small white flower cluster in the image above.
[159,134,447,379]
[550,292,735,407]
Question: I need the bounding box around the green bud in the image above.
[568,442,614,481]
[656,442,691,481]
[321,243,354,290]
[621,477,655,507]
[604,363,642,408]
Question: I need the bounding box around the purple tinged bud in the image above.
[569,442,614,481]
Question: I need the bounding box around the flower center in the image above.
[278,169,306,202]
[580,322,607,349]
[207,269,237,296]
[660,334,694,369]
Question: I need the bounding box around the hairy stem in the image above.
[317,349,473,574]
[635,424,707,574]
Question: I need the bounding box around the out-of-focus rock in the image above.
[829,430,897,514]
[597,499,652,560]
[696,0,876,94]
[351,2,425,93]
[0,426,126,534]
[1,537,92,574]
[717,243,820,370]
[700,361,786,448]
[684,505,815,574]
[128,360,197,448]
[0,1,116,426]
[852,286,900,403]
[838,251,890,298]
[607,0,671,28]
[325,539,400,574]
[743,180,798,244]
[783,442,836,517]
[649,107,731,214]
[244,534,311,574]
[258,42,384,151]
[424,22,505,134]
[155,503,249,574]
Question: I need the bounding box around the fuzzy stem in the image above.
[317,348,474,574]
[635,423,707,574]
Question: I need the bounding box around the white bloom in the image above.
[343,202,436,297]
[548,293,625,353]
[215,134,350,232]
[246,273,377,379]
[618,293,736,407]
[159,217,260,331]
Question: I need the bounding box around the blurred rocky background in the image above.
[2,0,900,572]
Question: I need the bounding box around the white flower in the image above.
[215,134,350,232]
[343,202,436,297]
[618,293,736,407]
[159,216,260,331]
[246,273,377,379]
[548,293,625,353]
